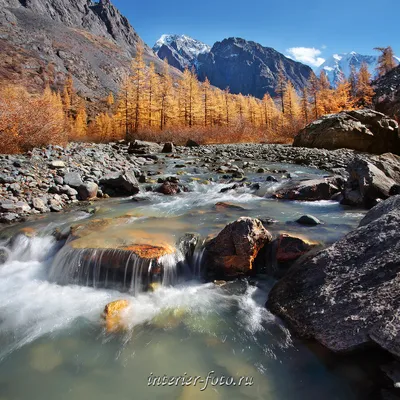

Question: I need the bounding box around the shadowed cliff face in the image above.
[373,65,400,120]
[197,38,312,99]
[0,0,178,100]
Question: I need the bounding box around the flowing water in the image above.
[0,155,371,399]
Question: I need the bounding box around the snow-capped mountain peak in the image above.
[153,34,211,71]
[317,52,381,87]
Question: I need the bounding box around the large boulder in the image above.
[77,182,98,201]
[342,156,399,208]
[204,217,272,279]
[267,196,400,355]
[128,140,162,155]
[293,109,400,155]
[272,177,340,201]
[100,171,139,196]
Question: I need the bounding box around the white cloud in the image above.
[286,47,325,67]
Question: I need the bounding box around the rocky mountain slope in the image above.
[153,34,210,71]
[196,38,312,99]
[0,0,174,100]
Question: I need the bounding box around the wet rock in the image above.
[293,109,400,155]
[0,248,9,264]
[157,181,181,195]
[273,178,340,201]
[266,175,278,182]
[100,171,139,196]
[204,217,272,279]
[77,182,98,201]
[128,140,162,155]
[63,172,83,189]
[275,234,314,263]
[102,300,130,333]
[296,215,321,226]
[215,202,246,211]
[186,139,200,147]
[267,196,400,354]
[162,142,175,153]
[342,157,397,208]
[177,233,200,261]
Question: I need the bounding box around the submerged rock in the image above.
[204,217,272,279]
[267,196,400,355]
[293,109,400,155]
[215,202,246,211]
[102,300,130,333]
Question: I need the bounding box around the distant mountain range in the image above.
[153,34,211,71]
[153,35,312,99]
[316,52,400,87]
[1,0,398,115]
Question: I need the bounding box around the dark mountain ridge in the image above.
[197,37,312,98]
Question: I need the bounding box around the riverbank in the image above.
[0,140,380,225]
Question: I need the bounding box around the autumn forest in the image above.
[0,45,396,154]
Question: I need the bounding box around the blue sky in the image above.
[112,0,399,67]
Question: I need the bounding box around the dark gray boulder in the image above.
[267,196,400,355]
[293,109,400,155]
[100,171,139,196]
[296,215,321,225]
[63,172,83,189]
[162,142,175,153]
[77,182,98,201]
[186,139,200,147]
[272,177,340,201]
[128,140,162,155]
[342,157,398,208]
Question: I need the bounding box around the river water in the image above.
[0,155,370,399]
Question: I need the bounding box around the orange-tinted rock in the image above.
[19,227,37,237]
[102,300,130,333]
[276,234,315,263]
[205,217,272,279]
[120,244,175,259]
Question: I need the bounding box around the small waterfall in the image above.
[48,244,184,294]
[0,234,57,264]
[191,247,206,279]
